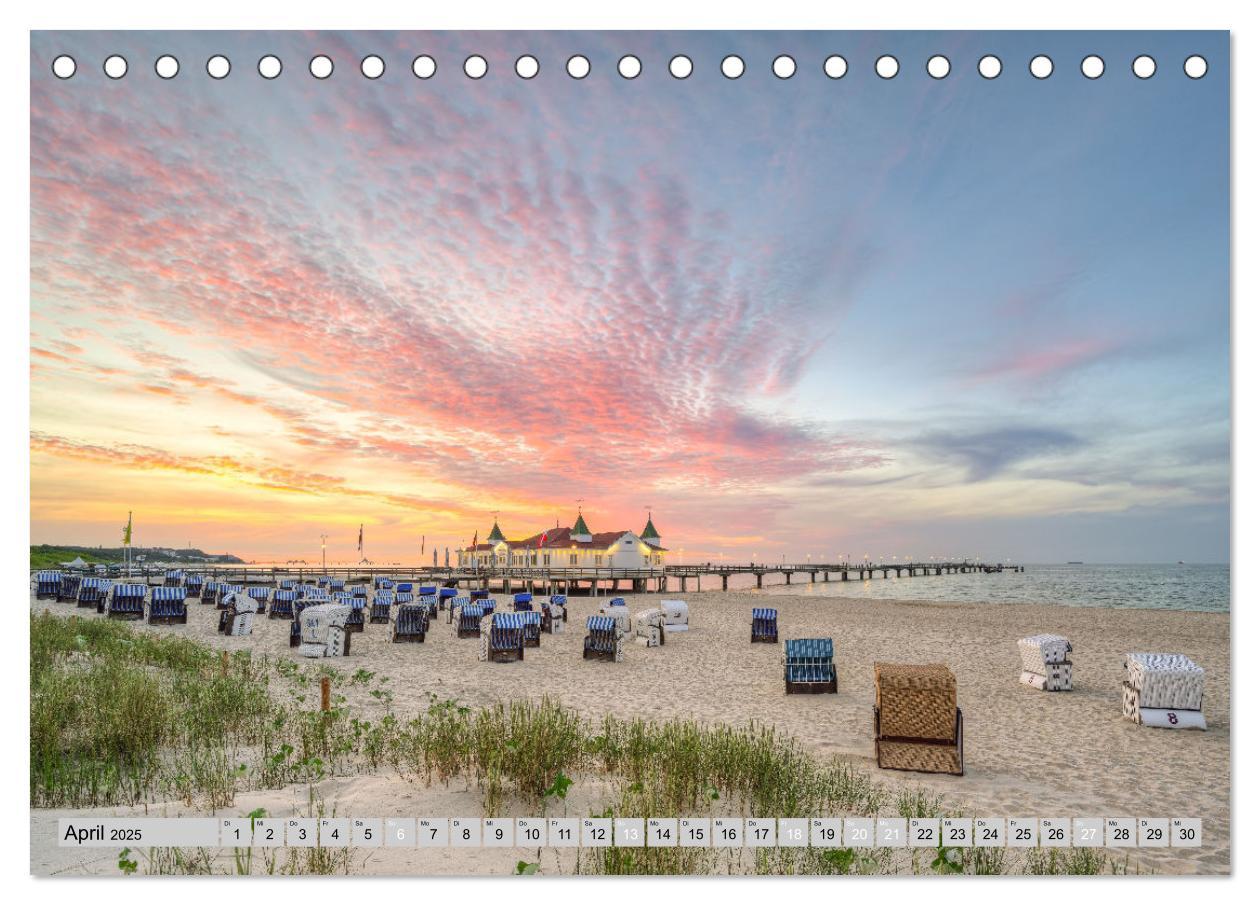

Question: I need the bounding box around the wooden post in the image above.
[320,676,331,712]
[220,650,229,677]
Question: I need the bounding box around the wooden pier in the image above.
[69,560,1023,596]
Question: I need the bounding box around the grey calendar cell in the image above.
[810,818,842,848]
[548,818,580,847]
[909,817,940,848]
[483,818,514,847]
[647,817,678,847]
[516,818,547,847]
[680,818,710,848]
[450,818,480,847]
[778,818,809,848]
[942,818,972,847]
[876,817,907,848]
[745,818,776,847]
[1040,818,1071,848]
[1139,818,1170,847]
[319,818,351,848]
[1073,818,1105,848]
[252,818,283,847]
[417,818,449,847]
[1171,818,1202,848]
[614,818,644,847]
[219,818,254,848]
[287,818,317,848]
[974,818,1005,847]
[352,818,382,848]
[1007,818,1037,848]
[712,818,743,847]
[844,818,875,848]
[385,818,416,847]
[582,817,613,847]
[1106,818,1137,848]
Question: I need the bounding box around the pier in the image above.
[60,560,1023,596]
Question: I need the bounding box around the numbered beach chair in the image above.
[370,590,395,624]
[1122,653,1207,730]
[661,599,690,632]
[634,608,666,647]
[148,585,188,625]
[246,586,270,614]
[34,571,61,600]
[77,577,109,610]
[1017,634,1073,691]
[872,662,964,775]
[270,589,297,619]
[480,612,526,662]
[108,583,147,620]
[217,596,255,636]
[542,597,567,634]
[297,603,353,658]
[751,608,778,643]
[392,603,429,643]
[56,574,82,603]
[583,615,623,662]
[513,592,534,611]
[599,600,633,635]
[457,602,486,638]
[521,610,542,647]
[784,638,838,694]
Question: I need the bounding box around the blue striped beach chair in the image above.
[542,596,567,634]
[278,579,297,591]
[185,574,204,599]
[336,592,365,633]
[783,638,838,694]
[608,597,627,608]
[419,585,438,597]
[395,591,413,606]
[56,574,82,603]
[350,584,369,600]
[246,586,270,613]
[752,608,779,644]
[439,587,458,610]
[521,610,542,647]
[370,591,394,624]
[329,578,346,593]
[375,577,394,591]
[218,584,243,610]
[289,615,302,647]
[77,576,110,610]
[513,592,534,611]
[34,571,61,600]
[317,576,331,589]
[200,581,220,604]
[449,596,470,624]
[149,586,188,625]
[271,589,297,620]
[470,589,489,601]
[392,603,429,643]
[484,612,526,662]
[163,569,184,588]
[396,582,413,595]
[108,583,147,620]
[457,602,486,638]
[583,615,621,662]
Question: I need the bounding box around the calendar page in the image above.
[28,29,1229,878]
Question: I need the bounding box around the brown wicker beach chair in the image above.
[872,662,964,776]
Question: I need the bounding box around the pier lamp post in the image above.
[320,534,327,573]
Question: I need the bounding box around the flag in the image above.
[472,530,478,549]
[122,511,132,545]
[357,524,364,555]
[539,531,546,548]
[421,535,425,556]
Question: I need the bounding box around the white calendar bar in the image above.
[51,816,1203,848]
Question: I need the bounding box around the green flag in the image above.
[123,511,132,545]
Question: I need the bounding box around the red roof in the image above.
[463,526,667,553]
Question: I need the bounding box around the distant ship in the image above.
[1067,561,1084,564]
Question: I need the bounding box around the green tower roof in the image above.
[572,512,591,536]
[487,521,506,543]
[641,516,660,540]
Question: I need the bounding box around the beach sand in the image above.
[30,589,1230,875]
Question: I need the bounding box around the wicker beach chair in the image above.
[184,574,204,599]
[56,574,82,603]
[521,610,542,647]
[469,589,489,601]
[872,662,964,775]
[77,576,109,610]
[163,569,184,588]
[1017,634,1073,691]
[751,608,778,643]
[481,612,526,662]
[392,604,429,643]
[34,571,61,600]
[599,601,633,635]
[634,608,666,647]
[1122,653,1207,729]
[395,582,413,595]
[419,585,439,598]
[439,587,459,610]
[542,598,567,634]
[270,589,297,620]
[784,638,838,694]
[217,584,243,610]
[289,616,301,647]
[337,592,365,633]
[583,615,623,662]
[329,578,346,593]
[246,586,270,613]
[394,591,413,607]
[661,599,690,632]
[148,586,188,625]
[513,592,534,611]
[297,604,352,658]
[200,581,219,605]
[375,577,394,591]
[457,603,486,638]
[217,597,255,636]
[108,583,147,620]
[370,590,394,624]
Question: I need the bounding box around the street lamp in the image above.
[320,534,327,573]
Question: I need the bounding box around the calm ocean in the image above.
[742,563,1230,613]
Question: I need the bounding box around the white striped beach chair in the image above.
[751,608,778,643]
[148,586,187,624]
[108,583,147,620]
[34,571,61,600]
[481,612,526,662]
[583,615,622,662]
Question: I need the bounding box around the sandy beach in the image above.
[30,589,1230,876]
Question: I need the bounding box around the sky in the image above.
[29,31,1230,564]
